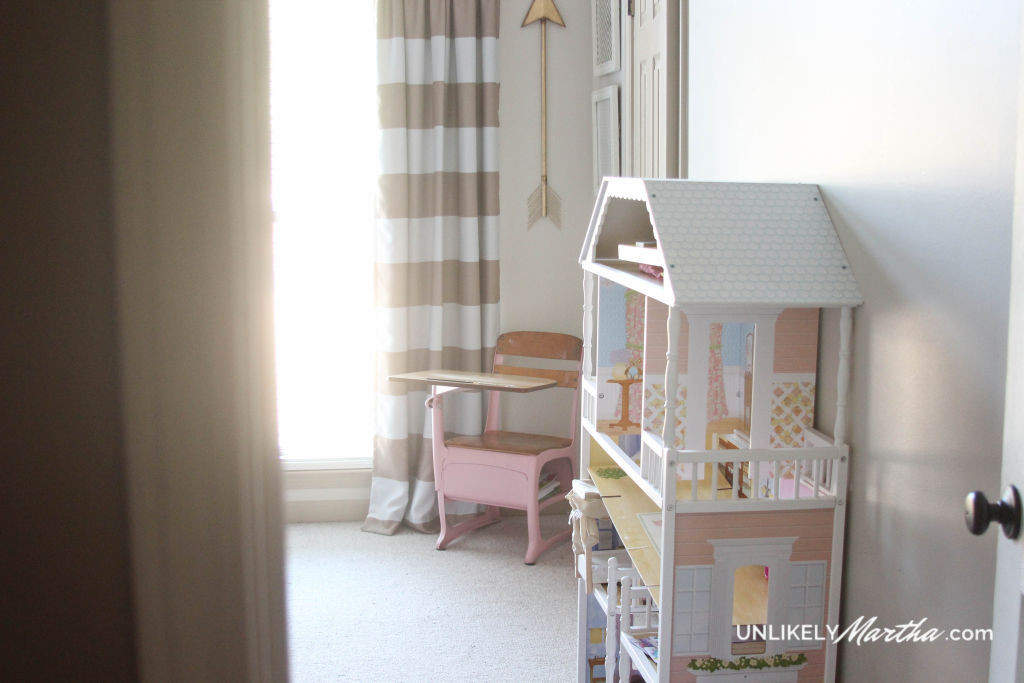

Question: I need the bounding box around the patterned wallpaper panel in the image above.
[770,381,815,448]
[644,383,686,449]
[637,376,814,452]
[640,378,814,450]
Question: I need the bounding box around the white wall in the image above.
[688,1,1018,679]
[499,2,594,435]
[500,1,593,334]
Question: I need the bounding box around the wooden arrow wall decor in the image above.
[522,0,565,229]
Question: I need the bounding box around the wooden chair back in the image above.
[485,331,583,437]
[492,331,583,389]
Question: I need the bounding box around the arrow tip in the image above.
[522,0,565,28]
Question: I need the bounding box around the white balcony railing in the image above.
[673,427,842,505]
[582,377,598,427]
[581,379,844,511]
[640,430,664,493]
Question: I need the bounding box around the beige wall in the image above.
[0,2,137,678]
[498,1,594,437]
[688,1,1017,679]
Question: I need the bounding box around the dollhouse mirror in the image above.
[595,280,644,456]
[707,322,755,448]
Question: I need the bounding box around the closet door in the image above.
[592,85,621,193]
[630,0,682,178]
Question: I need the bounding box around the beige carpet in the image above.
[286,515,578,682]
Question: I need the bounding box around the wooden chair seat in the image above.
[445,430,572,456]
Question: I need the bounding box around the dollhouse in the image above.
[575,178,861,682]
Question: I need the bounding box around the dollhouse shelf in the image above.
[617,243,663,267]
[618,634,659,683]
[587,259,666,302]
[588,465,663,605]
[620,633,659,682]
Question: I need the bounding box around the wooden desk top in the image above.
[389,369,556,393]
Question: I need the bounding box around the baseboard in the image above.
[286,497,370,523]
[284,468,371,522]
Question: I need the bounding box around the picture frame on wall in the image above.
[592,85,620,192]
[591,0,620,77]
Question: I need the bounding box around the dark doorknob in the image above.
[965,485,1021,539]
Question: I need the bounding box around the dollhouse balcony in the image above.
[582,400,845,513]
[671,436,845,511]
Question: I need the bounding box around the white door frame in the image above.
[109,1,287,679]
[989,5,1024,681]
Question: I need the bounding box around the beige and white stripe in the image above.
[364,0,500,535]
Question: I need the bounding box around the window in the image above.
[787,561,826,650]
[731,564,769,655]
[673,565,712,655]
[708,536,797,658]
[269,1,377,467]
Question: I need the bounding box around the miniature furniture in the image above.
[602,555,654,683]
[617,572,659,683]
[575,547,644,683]
[392,331,583,564]
[568,478,609,592]
[576,179,862,682]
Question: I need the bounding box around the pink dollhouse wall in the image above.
[668,508,834,682]
[773,309,819,374]
[643,305,817,377]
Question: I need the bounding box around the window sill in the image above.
[281,457,372,472]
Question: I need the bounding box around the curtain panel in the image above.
[364,0,500,535]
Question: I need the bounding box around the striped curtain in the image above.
[363,0,501,535]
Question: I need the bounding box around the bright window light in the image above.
[270,1,376,465]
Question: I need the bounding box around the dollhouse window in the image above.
[786,561,827,650]
[731,564,769,655]
[708,537,798,658]
[673,566,712,655]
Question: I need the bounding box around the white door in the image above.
[629,0,681,178]
[985,13,1024,678]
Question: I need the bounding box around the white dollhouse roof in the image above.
[580,178,863,308]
